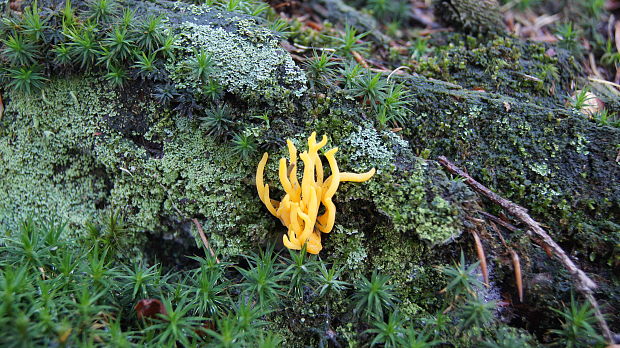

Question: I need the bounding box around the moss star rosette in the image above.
[256,132,375,254]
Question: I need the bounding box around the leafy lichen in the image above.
[0,78,274,256]
[335,126,469,246]
[0,79,112,233]
[165,4,307,103]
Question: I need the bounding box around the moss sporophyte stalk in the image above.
[256,132,375,254]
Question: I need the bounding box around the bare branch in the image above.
[192,218,219,264]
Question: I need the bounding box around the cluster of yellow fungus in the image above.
[256,132,375,254]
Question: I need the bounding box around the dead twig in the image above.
[438,156,613,344]
[489,221,524,302]
[588,77,620,96]
[478,211,519,233]
[292,43,336,52]
[531,236,555,258]
[192,218,220,263]
[615,20,620,54]
[387,66,411,82]
[351,50,369,68]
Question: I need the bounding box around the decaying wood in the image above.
[438,156,614,344]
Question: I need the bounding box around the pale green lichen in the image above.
[340,156,464,246]
[104,115,274,255]
[341,126,397,172]
[327,225,368,274]
[0,79,112,233]
[166,18,307,103]
[413,196,460,245]
[0,78,274,256]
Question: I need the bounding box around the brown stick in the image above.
[351,50,369,68]
[438,156,613,343]
[192,218,219,264]
[478,210,519,233]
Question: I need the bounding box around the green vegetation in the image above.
[189,49,214,82]
[1,215,554,347]
[441,251,484,301]
[550,295,606,347]
[304,50,338,90]
[0,0,175,93]
[331,24,370,57]
[0,0,618,346]
[352,271,398,320]
[5,65,47,94]
[201,103,236,139]
[230,132,257,159]
[365,311,406,347]
[0,218,312,345]
[236,246,287,308]
[351,72,388,107]
[555,22,582,56]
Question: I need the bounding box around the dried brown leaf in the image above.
[510,251,523,303]
[471,230,489,286]
[135,299,167,320]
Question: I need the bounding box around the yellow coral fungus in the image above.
[256,132,375,254]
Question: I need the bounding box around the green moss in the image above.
[369,224,447,312]
[411,33,578,108]
[400,67,620,278]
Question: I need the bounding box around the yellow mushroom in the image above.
[255,132,375,254]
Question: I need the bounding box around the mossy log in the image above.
[1,0,619,339]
